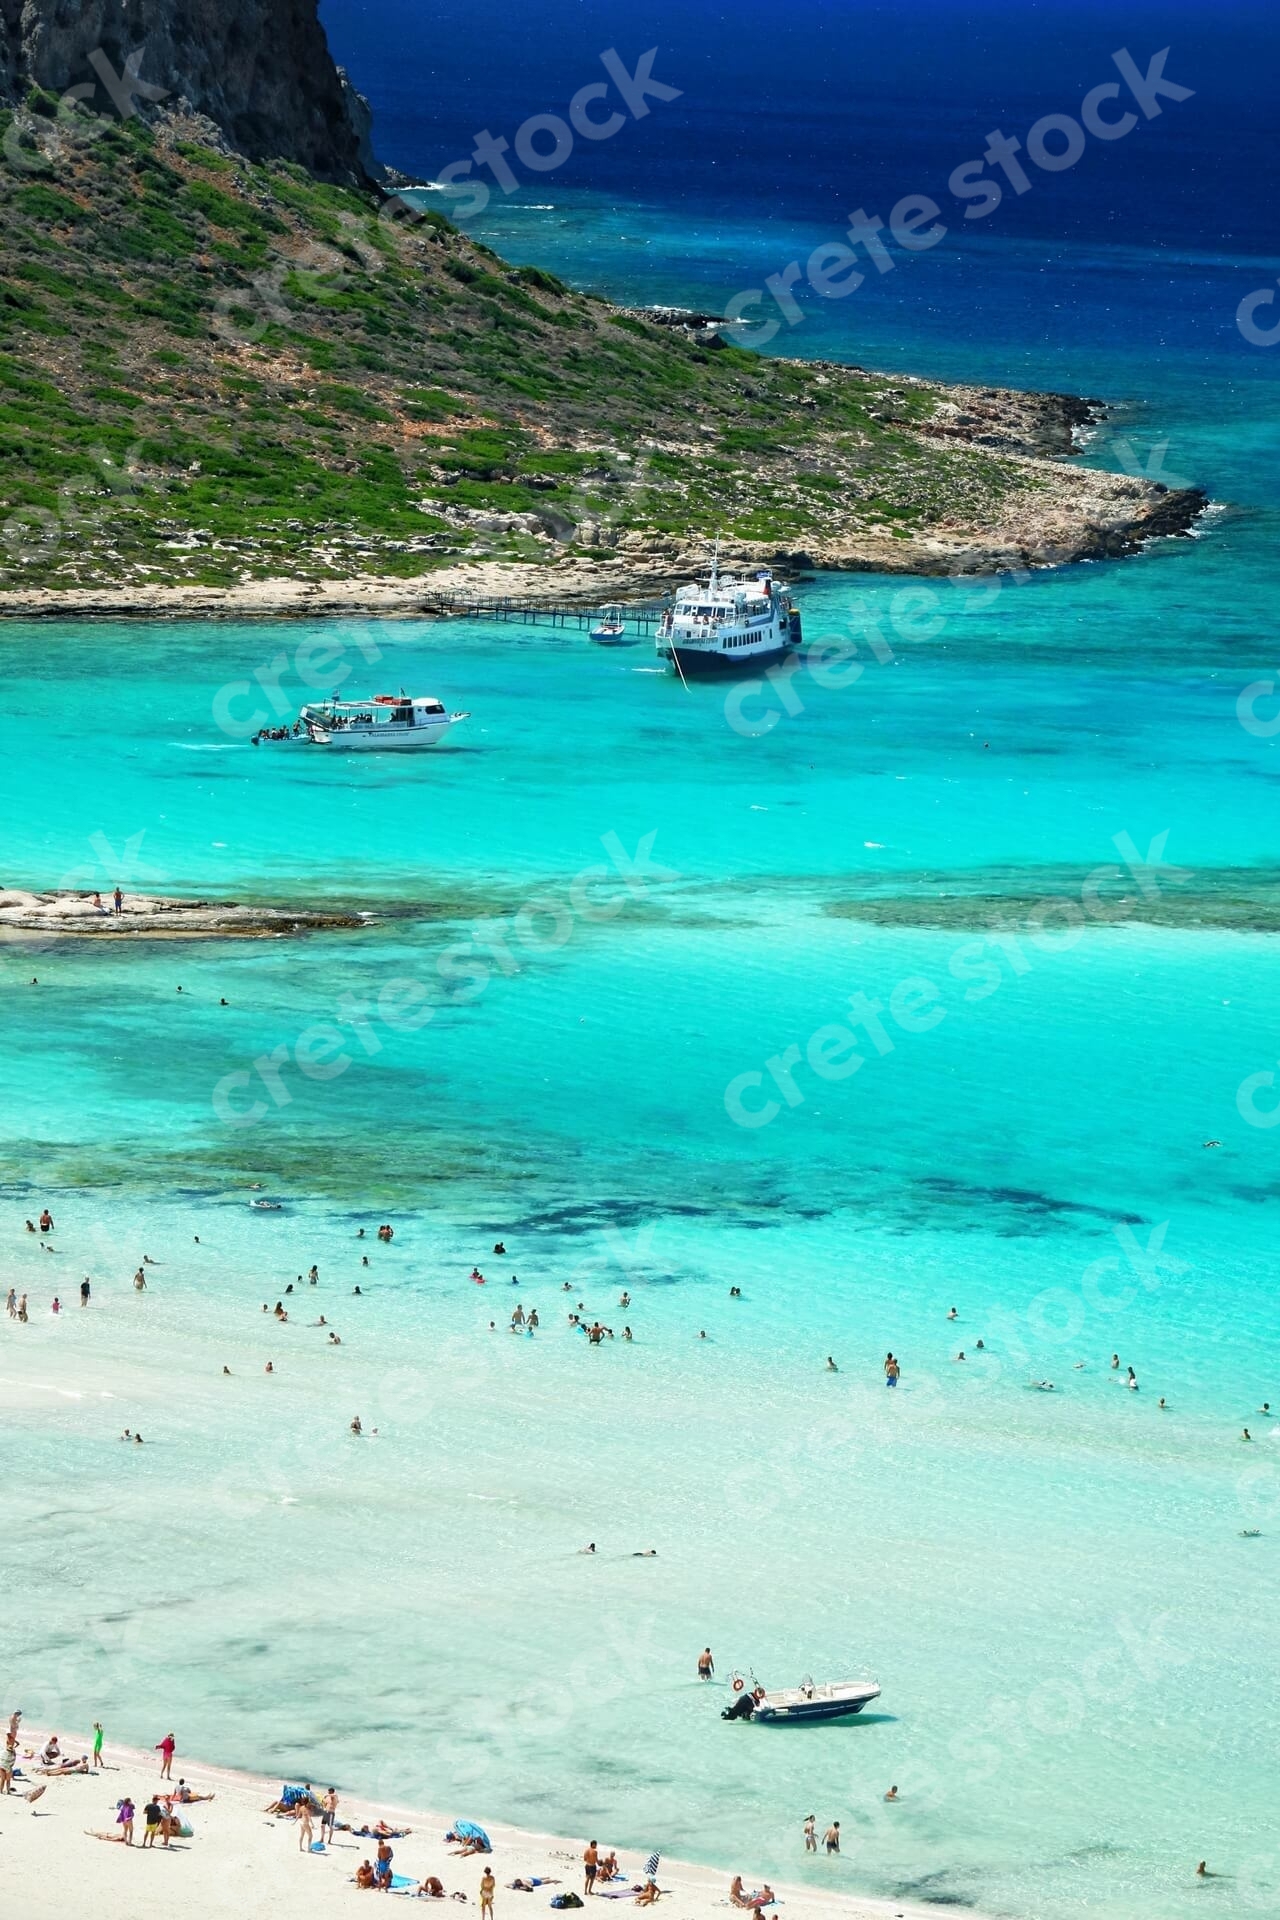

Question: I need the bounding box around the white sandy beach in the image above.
[0,1729,966,1920]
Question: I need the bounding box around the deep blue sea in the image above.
[3,8,1279,1920]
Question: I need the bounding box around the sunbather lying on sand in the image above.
[508,1880,561,1892]
[450,1836,489,1856]
[37,1755,90,1774]
[351,1820,412,1838]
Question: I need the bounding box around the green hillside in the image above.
[0,98,1035,591]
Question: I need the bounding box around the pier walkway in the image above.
[418,590,670,635]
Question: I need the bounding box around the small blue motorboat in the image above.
[721,1672,881,1724]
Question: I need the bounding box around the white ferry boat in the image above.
[252,693,469,751]
[656,553,801,678]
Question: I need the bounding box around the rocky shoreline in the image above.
[0,441,1208,623]
[0,890,365,938]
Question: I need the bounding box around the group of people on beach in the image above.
[1,1712,211,1848]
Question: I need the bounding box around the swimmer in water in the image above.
[353,1286,362,1296]
[826,1356,838,1371]
[1242,1428,1252,1441]
[623,1326,632,1340]
[884,1786,898,1802]
[223,1366,231,1375]
[329,1332,341,1345]
[579,1543,596,1555]
[351,1416,362,1434]
[1127,1367,1139,1390]
[946,1307,957,1321]
[619,1291,630,1307]
[729,1285,741,1297]
[265,1362,274,1374]
[1111,1354,1120,1369]
[954,1351,966,1362]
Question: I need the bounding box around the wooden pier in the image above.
[418,590,670,635]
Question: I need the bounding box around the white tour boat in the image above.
[656,550,801,679]
[252,693,469,751]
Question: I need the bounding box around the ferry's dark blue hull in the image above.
[661,639,798,679]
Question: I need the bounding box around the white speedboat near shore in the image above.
[721,1673,881,1723]
[252,693,469,751]
[590,605,632,645]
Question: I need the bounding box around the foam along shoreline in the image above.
[0,889,366,939]
[3,1728,985,1920]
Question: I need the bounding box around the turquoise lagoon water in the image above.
[6,164,1280,1920]
[5,554,1280,1920]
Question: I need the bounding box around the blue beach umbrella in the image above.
[452,1819,492,1849]
[644,1853,660,1881]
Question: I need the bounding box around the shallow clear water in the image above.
[5,559,1280,1920]
[6,9,1280,1914]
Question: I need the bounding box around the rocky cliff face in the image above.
[0,0,373,179]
